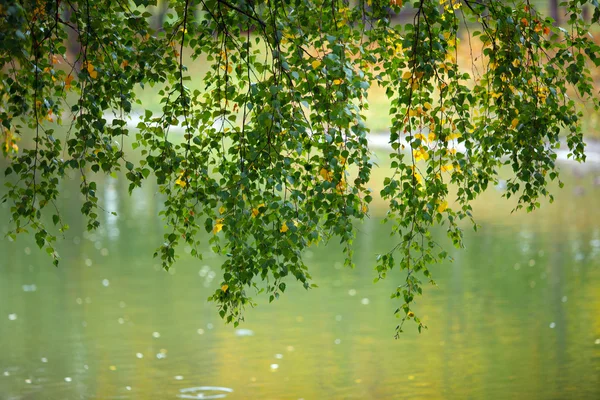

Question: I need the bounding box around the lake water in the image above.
[1,159,600,399]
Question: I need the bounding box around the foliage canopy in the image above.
[1,0,600,335]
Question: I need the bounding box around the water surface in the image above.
[1,164,599,399]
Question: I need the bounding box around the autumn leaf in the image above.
[413,147,429,161]
[445,132,462,141]
[64,74,74,90]
[175,177,187,188]
[319,167,333,182]
[280,220,299,233]
[213,219,224,234]
[251,203,265,218]
[85,62,98,79]
[415,133,428,143]
[437,200,448,213]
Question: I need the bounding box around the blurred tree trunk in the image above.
[152,0,169,32]
[550,0,560,25]
[62,7,82,69]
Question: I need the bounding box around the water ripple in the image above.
[177,386,233,399]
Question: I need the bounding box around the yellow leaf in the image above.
[407,311,415,318]
[446,132,462,141]
[413,147,429,161]
[219,206,226,214]
[221,284,228,292]
[280,220,299,233]
[428,132,436,142]
[402,70,412,80]
[213,219,224,234]
[319,167,332,181]
[414,172,423,185]
[311,60,321,69]
[511,118,519,129]
[252,203,265,217]
[437,200,448,213]
[336,175,347,193]
[414,133,427,143]
[333,78,342,85]
[64,74,74,90]
[423,102,432,110]
[89,70,98,79]
[175,178,187,188]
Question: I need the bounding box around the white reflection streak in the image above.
[519,228,533,255]
[130,185,149,217]
[590,228,600,259]
[104,178,120,240]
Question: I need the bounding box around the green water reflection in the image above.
[1,165,600,399]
